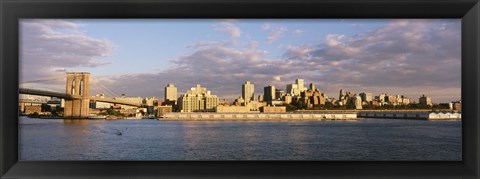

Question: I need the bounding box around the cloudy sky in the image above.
[20,19,461,103]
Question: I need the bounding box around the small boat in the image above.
[116,130,123,136]
[88,115,107,119]
[148,115,156,119]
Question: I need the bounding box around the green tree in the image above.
[346,100,355,109]
[285,104,297,111]
[28,112,40,118]
[99,108,123,116]
[324,102,334,109]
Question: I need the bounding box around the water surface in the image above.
[19,116,461,160]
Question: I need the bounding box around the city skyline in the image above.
[160,80,442,104]
[19,19,461,103]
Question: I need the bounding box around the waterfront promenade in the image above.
[162,112,358,121]
[357,111,461,120]
[161,110,461,121]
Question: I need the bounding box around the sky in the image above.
[19,19,461,103]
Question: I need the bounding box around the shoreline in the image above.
[159,118,360,121]
[22,111,462,121]
[158,117,461,121]
[23,116,461,121]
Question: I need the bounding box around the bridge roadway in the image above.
[19,99,49,104]
[89,97,143,107]
[19,88,73,99]
[19,88,142,107]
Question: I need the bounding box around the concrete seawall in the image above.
[357,111,461,120]
[162,113,358,121]
[161,111,461,121]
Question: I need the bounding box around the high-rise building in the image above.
[301,87,326,107]
[353,95,363,109]
[396,95,403,103]
[143,96,158,106]
[387,95,397,104]
[339,89,346,105]
[286,79,306,96]
[178,84,219,112]
[242,81,255,104]
[359,92,373,102]
[258,95,264,102]
[165,83,177,103]
[275,89,284,100]
[419,94,432,106]
[264,85,276,102]
[286,84,298,96]
[339,89,345,100]
[378,93,386,103]
[283,94,292,104]
[295,79,305,92]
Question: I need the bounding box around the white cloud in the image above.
[325,34,346,47]
[261,23,288,43]
[267,27,287,43]
[24,19,460,103]
[274,76,282,81]
[97,20,461,102]
[293,29,304,36]
[261,23,271,30]
[214,21,242,38]
[20,19,115,87]
[285,19,461,102]
[97,39,298,100]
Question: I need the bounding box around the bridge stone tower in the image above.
[64,72,90,118]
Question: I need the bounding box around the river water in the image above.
[19,116,461,160]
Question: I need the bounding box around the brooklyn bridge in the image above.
[19,72,143,118]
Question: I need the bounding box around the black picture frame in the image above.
[1,0,479,178]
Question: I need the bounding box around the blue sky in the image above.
[67,19,386,75]
[20,19,461,103]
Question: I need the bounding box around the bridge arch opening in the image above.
[79,80,84,96]
[71,79,76,95]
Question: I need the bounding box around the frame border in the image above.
[1,0,479,178]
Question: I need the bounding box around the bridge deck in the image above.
[19,88,142,107]
[90,97,142,107]
[19,88,73,99]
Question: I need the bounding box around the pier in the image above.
[357,111,461,120]
[162,112,358,121]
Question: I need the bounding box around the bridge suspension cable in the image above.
[90,83,116,98]
[19,77,65,84]
[21,75,123,99]
[97,82,120,97]
[90,85,109,97]
[90,80,120,98]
